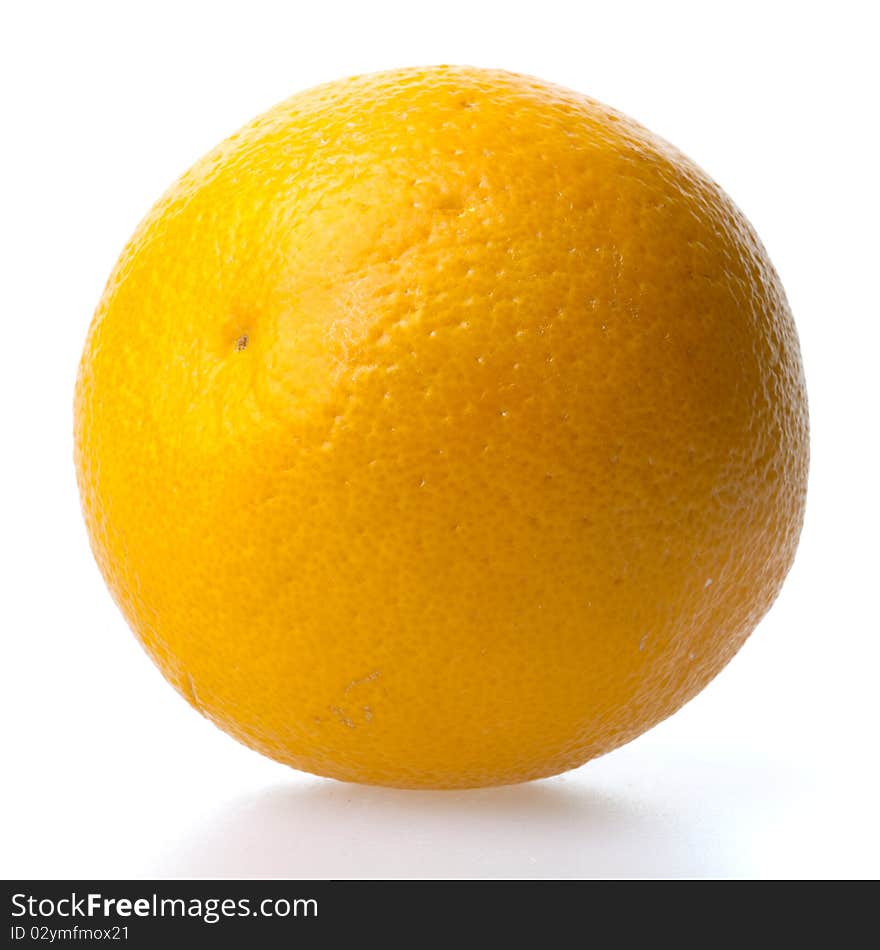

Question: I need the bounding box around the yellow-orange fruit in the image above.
[74,66,808,788]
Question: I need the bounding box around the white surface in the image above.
[2,0,878,879]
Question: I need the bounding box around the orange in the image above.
[74,66,808,789]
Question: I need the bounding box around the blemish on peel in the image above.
[184,674,202,713]
[234,333,249,351]
[639,634,649,652]
[327,672,381,729]
[344,670,381,694]
[704,578,713,588]
[330,706,356,728]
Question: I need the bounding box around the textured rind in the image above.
[74,66,809,788]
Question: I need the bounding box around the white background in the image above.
[2,0,878,879]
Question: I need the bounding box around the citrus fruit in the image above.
[74,66,808,788]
